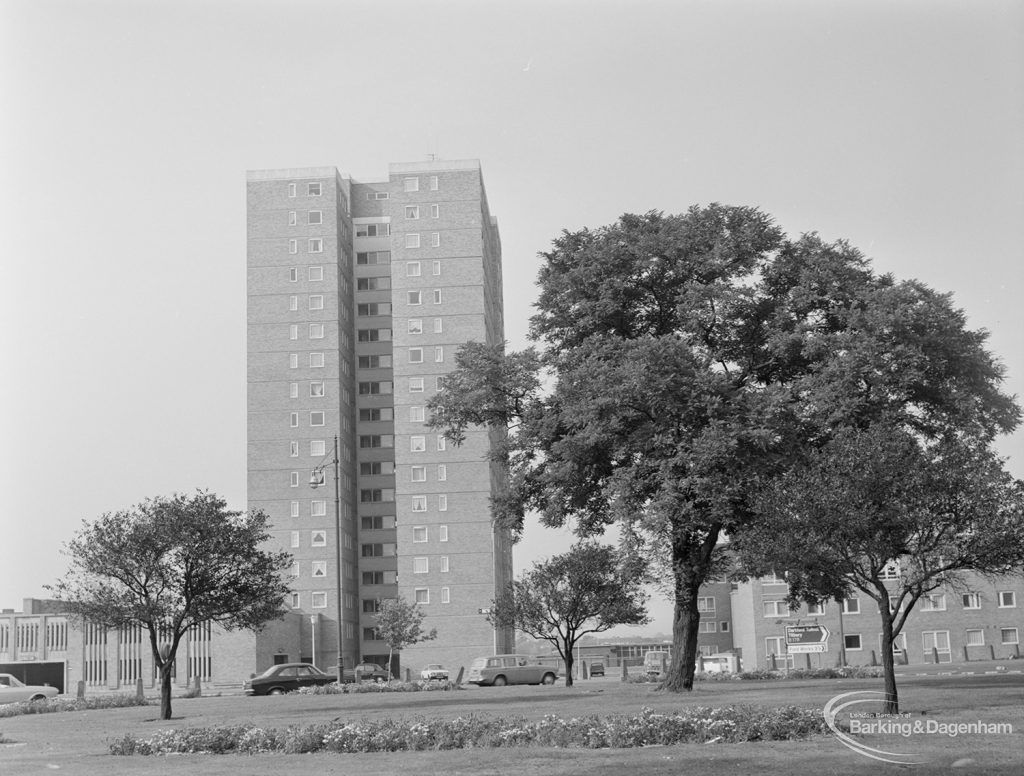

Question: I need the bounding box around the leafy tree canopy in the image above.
[373,595,437,678]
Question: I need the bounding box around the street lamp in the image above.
[310,435,344,682]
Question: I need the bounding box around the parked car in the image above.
[466,655,559,686]
[420,664,449,681]
[0,673,59,704]
[243,663,337,696]
[589,661,605,677]
[644,650,670,676]
[341,662,391,683]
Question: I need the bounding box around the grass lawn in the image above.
[1,674,1021,775]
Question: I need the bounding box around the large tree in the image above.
[430,207,1019,693]
[489,543,648,686]
[373,595,437,679]
[50,492,292,719]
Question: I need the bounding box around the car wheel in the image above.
[492,675,507,686]
[29,694,49,703]
[541,673,556,685]
[374,676,385,684]
[268,687,285,695]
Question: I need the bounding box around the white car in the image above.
[420,664,449,681]
[0,673,59,704]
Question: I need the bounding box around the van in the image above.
[644,650,670,676]
[465,654,559,686]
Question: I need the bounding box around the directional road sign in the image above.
[785,624,829,653]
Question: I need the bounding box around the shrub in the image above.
[109,705,831,755]
[296,679,461,695]
[0,693,149,719]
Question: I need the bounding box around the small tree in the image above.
[374,596,437,678]
[740,426,1024,713]
[49,492,292,720]
[489,543,648,686]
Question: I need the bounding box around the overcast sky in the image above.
[2,0,1021,636]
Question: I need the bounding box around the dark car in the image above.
[243,663,337,696]
[589,661,605,677]
[341,662,391,683]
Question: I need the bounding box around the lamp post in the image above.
[310,435,344,682]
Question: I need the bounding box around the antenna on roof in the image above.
[427,153,437,161]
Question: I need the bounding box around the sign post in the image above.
[785,624,830,654]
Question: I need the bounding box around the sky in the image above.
[1,0,1022,637]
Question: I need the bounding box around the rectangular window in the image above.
[288,183,297,197]
[432,260,441,275]
[1001,628,1020,645]
[437,436,447,451]
[310,440,326,457]
[357,249,392,263]
[290,592,300,608]
[962,593,982,609]
[434,346,444,363]
[697,597,716,613]
[720,621,730,632]
[356,276,391,291]
[413,526,428,542]
[310,381,325,397]
[290,382,299,399]
[362,599,381,613]
[290,472,299,487]
[440,556,449,573]
[357,303,392,316]
[355,224,390,238]
[358,381,394,395]
[410,377,425,392]
[289,295,299,311]
[842,597,861,614]
[361,544,383,558]
[310,470,324,487]
[763,600,790,617]
[309,323,324,339]
[289,354,299,369]
[410,436,426,452]
[289,324,299,340]
[357,328,392,342]
[358,435,394,449]
[291,501,300,518]
[405,233,421,248]
[437,464,447,481]
[921,594,946,612]
[406,205,420,219]
[310,352,325,367]
[807,602,825,615]
[408,319,423,334]
[289,441,299,457]
[407,261,421,277]
[404,177,419,192]
[359,461,395,476]
[308,210,322,225]
[308,238,323,253]
[965,629,985,646]
[844,634,863,650]
[308,182,321,196]
[411,465,427,482]
[409,348,423,364]
[408,290,422,305]
[998,591,1017,608]
[290,412,299,428]
[413,557,429,574]
[311,530,327,546]
[431,232,440,247]
[311,562,327,579]
[289,267,298,282]
[311,500,326,516]
[415,588,429,604]
[441,587,450,604]
[409,406,425,422]
[429,176,438,191]
[433,318,443,333]
[412,496,427,513]
[358,354,393,369]
[362,571,384,585]
[289,239,298,254]
[309,295,324,310]
[290,531,300,548]
[430,204,439,218]
[358,408,394,423]
[699,621,717,633]
[432,289,442,304]
[765,636,787,658]
[438,496,448,512]
[311,592,328,608]
[308,266,323,281]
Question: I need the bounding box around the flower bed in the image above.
[108,705,831,755]
[296,679,461,695]
[0,693,149,718]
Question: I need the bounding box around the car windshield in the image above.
[0,675,26,688]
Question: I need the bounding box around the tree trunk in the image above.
[159,662,173,720]
[879,612,899,714]
[564,649,575,688]
[663,547,702,692]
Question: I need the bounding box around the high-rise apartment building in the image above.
[246,160,514,677]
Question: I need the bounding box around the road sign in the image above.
[787,643,827,654]
[786,624,830,646]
